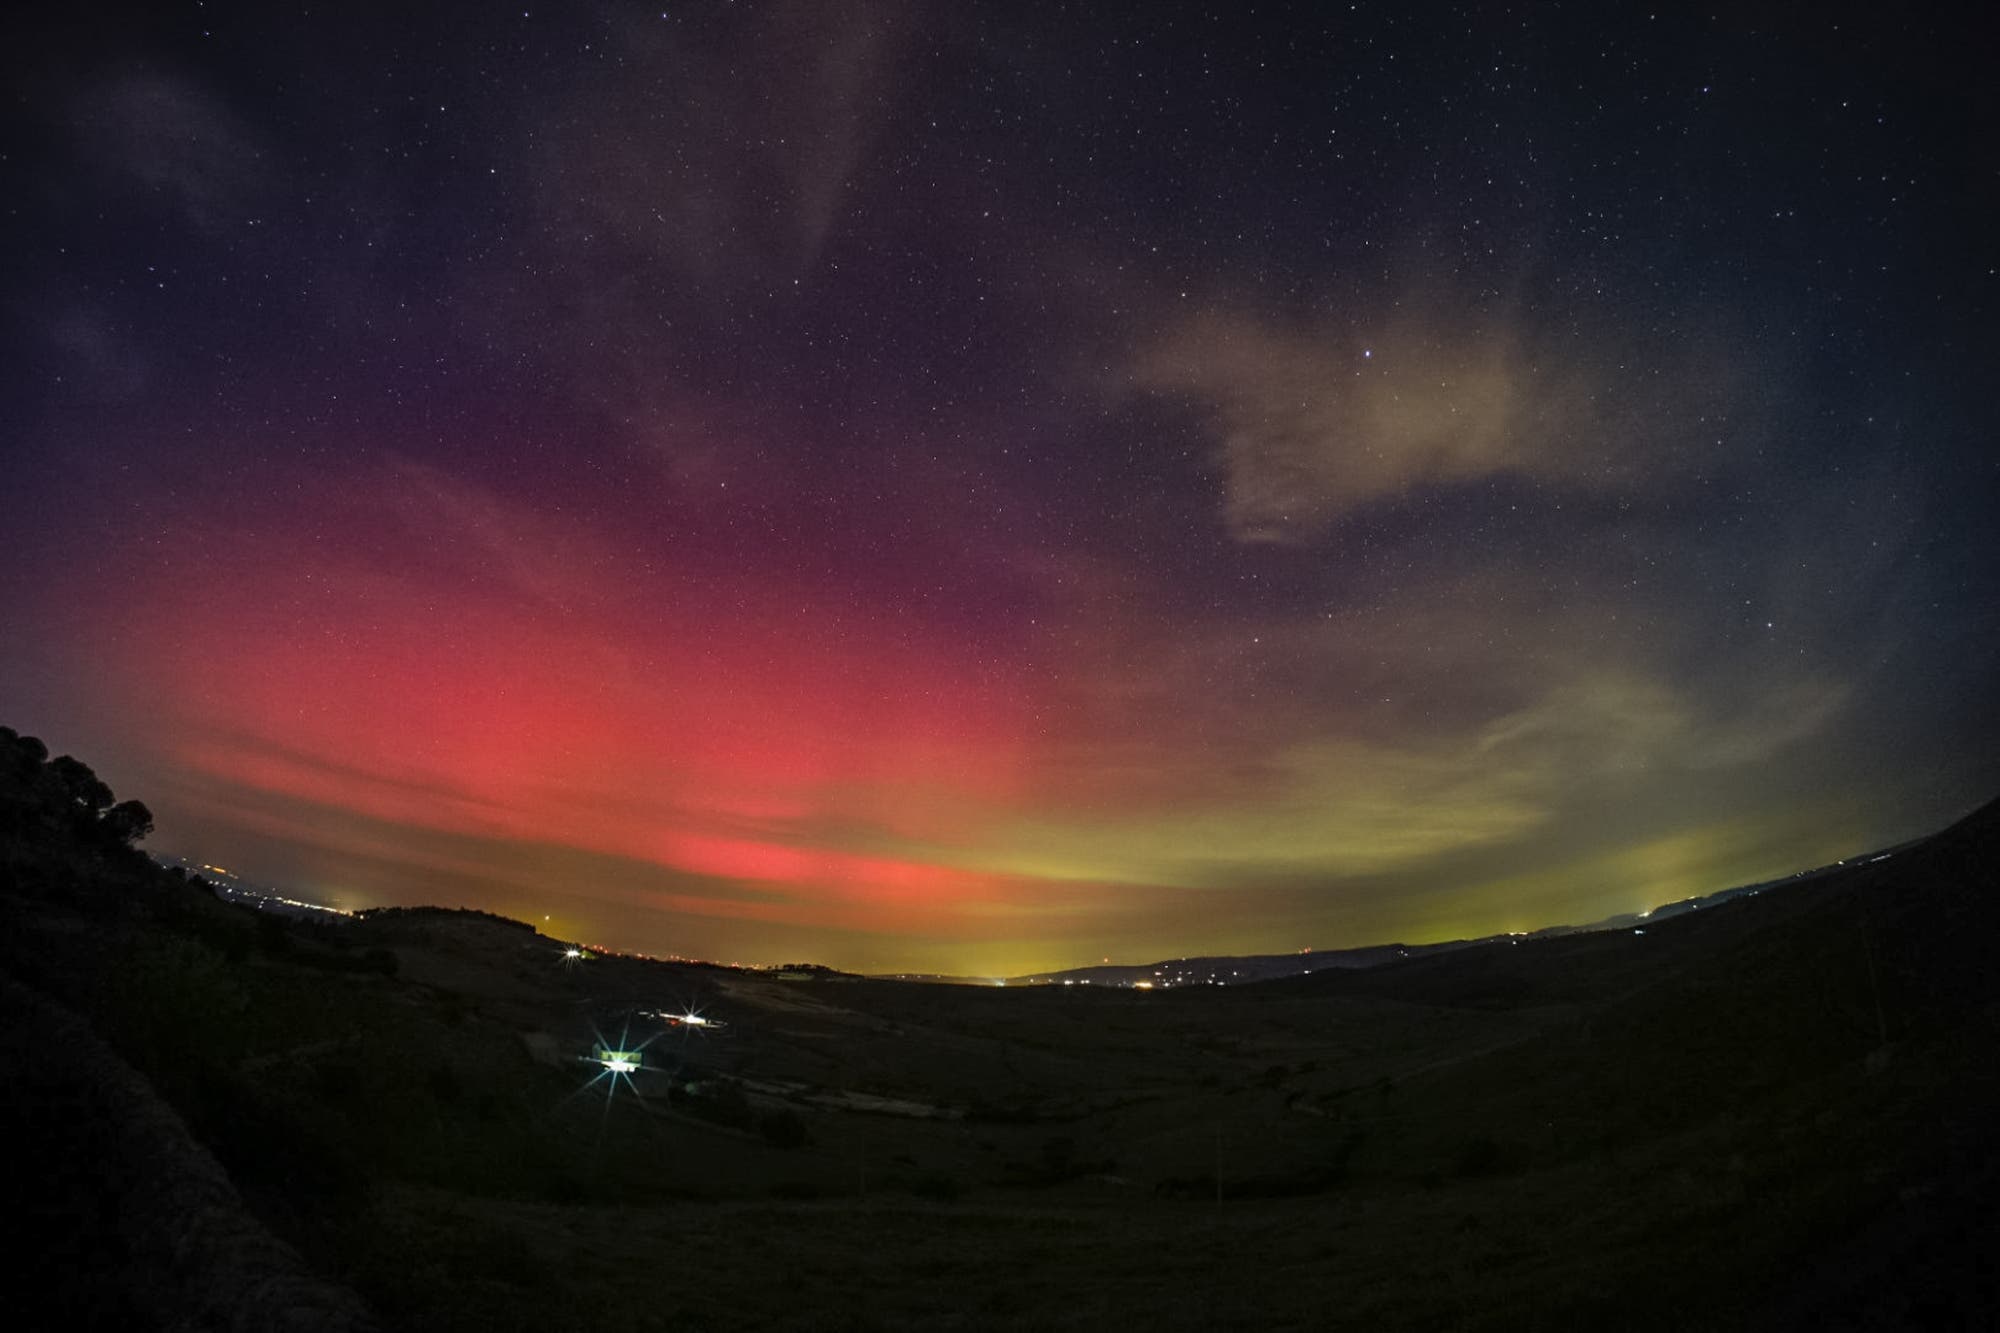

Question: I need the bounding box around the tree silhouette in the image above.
[4,728,164,886]
[2,726,48,776]
[103,800,155,845]
[47,755,115,813]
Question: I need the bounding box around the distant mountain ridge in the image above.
[982,839,1927,989]
[152,824,1928,988]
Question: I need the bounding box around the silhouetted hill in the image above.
[1267,794,1997,1014]
[1002,833,1933,993]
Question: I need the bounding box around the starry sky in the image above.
[3,1,1995,975]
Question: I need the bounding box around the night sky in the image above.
[3,2,1995,975]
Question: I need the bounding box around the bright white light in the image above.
[679,1012,708,1026]
[564,948,582,959]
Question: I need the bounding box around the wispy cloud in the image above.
[1127,293,1760,543]
[535,0,911,293]
[73,71,271,232]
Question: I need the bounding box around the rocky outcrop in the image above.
[0,972,379,1331]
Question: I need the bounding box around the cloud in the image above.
[1476,672,1851,778]
[74,71,269,232]
[535,0,911,292]
[1127,294,1759,543]
[475,0,917,487]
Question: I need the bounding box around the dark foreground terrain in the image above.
[3,725,1996,1330]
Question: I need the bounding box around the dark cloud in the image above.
[534,0,911,293]
[72,70,272,232]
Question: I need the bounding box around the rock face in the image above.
[0,973,379,1332]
